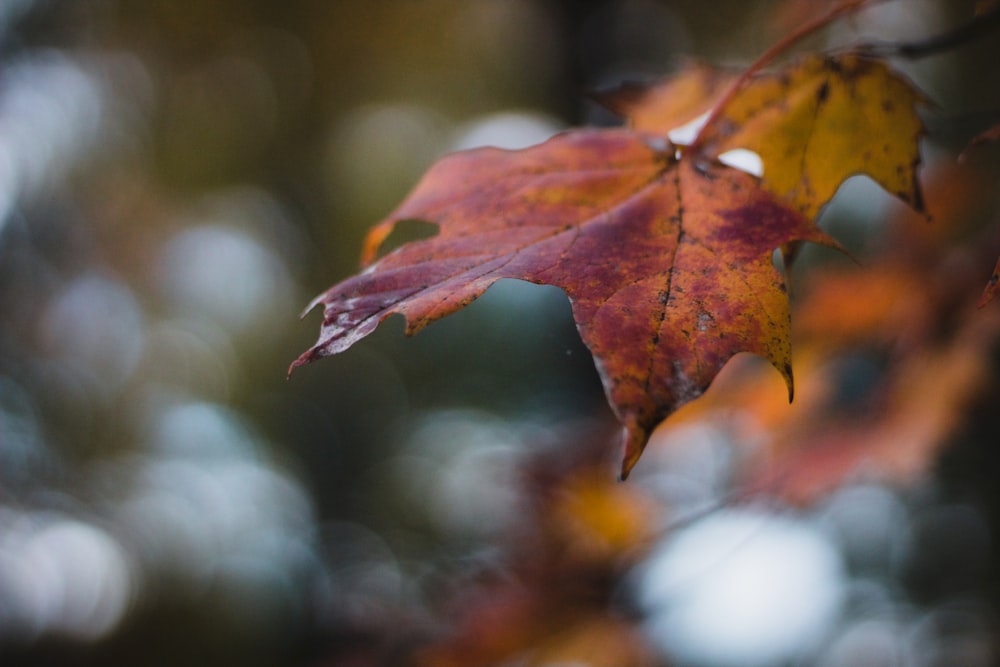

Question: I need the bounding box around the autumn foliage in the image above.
[293,0,997,484]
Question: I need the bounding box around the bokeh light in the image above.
[638,510,845,667]
[0,513,134,641]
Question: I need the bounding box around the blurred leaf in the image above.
[595,60,737,141]
[647,163,1000,505]
[417,455,658,667]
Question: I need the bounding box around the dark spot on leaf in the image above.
[990,273,999,287]
[655,152,676,170]
[816,81,830,104]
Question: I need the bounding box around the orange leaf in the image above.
[595,61,737,142]
[292,129,838,477]
[743,311,998,504]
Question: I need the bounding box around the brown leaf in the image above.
[292,129,838,477]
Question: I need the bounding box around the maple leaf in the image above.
[292,129,837,477]
[703,52,927,218]
[293,17,930,476]
[611,51,928,220]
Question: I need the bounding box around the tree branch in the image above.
[862,4,1000,59]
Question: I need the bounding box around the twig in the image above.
[861,3,1000,59]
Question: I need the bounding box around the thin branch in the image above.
[861,3,1000,59]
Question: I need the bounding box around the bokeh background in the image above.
[2,1,1000,665]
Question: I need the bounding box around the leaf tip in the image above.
[287,349,316,379]
[618,424,649,481]
[777,359,795,404]
[299,292,327,319]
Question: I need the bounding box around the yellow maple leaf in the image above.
[701,51,928,219]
